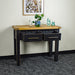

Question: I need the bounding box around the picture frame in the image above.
[23,0,44,16]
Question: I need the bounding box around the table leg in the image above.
[54,40,59,61]
[16,30,20,66]
[48,40,53,56]
[14,30,16,60]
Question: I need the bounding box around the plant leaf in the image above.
[38,16,41,20]
[41,14,44,17]
[32,21,35,23]
[35,14,39,19]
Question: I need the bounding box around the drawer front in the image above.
[44,33,61,41]
[22,33,43,42]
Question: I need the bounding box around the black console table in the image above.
[12,25,61,66]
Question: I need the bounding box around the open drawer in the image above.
[21,33,43,42]
[44,33,61,41]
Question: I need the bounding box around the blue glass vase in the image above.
[35,21,40,27]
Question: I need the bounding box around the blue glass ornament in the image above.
[47,18,51,26]
[51,21,55,26]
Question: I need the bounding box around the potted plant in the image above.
[32,14,44,27]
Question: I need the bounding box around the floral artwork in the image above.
[23,0,44,15]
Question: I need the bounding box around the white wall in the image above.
[0,0,75,56]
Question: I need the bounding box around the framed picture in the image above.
[23,0,44,16]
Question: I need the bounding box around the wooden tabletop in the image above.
[12,25,61,30]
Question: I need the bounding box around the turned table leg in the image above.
[54,40,59,61]
[48,40,53,56]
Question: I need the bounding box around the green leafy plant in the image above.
[32,14,44,23]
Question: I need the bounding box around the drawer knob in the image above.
[48,37,58,39]
[28,37,39,39]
